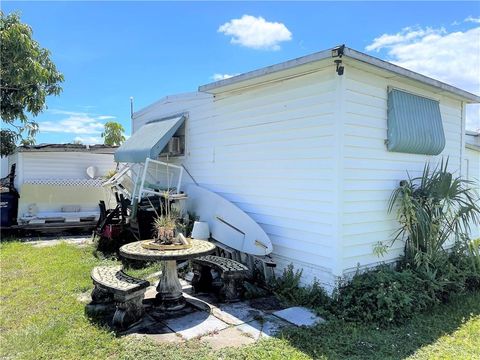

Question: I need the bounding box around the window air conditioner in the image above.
[168,137,181,155]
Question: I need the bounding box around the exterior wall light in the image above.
[334,59,344,76]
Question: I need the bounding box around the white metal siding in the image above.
[465,147,480,239]
[134,68,340,287]
[133,64,471,288]
[21,152,116,180]
[0,156,9,178]
[340,65,464,273]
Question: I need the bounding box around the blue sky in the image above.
[3,1,480,144]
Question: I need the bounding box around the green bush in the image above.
[332,266,438,326]
[388,159,480,270]
[330,239,480,326]
[269,264,331,310]
[264,253,479,327]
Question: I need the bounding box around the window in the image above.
[386,88,446,155]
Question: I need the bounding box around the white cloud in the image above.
[212,73,239,81]
[366,25,480,130]
[40,110,117,135]
[218,15,292,50]
[40,114,104,135]
[48,109,88,116]
[465,16,480,24]
[97,115,116,120]
[365,27,446,52]
[74,136,102,145]
[48,109,115,121]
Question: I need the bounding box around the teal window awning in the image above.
[114,115,185,163]
[387,89,446,155]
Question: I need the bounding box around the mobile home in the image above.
[118,45,480,288]
[7,144,116,229]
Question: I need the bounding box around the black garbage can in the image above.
[0,192,19,228]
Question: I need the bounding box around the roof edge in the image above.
[344,48,480,103]
[15,144,117,155]
[199,49,331,93]
[133,91,211,119]
[198,45,480,103]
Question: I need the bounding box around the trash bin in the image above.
[0,192,19,227]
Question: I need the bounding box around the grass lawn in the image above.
[1,240,479,360]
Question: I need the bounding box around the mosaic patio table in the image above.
[119,239,216,311]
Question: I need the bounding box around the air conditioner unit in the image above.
[167,137,181,155]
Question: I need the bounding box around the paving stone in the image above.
[144,286,158,300]
[184,292,213,312]
[27,236,93,248]
[164,310,229,340]
[200,326,256,350]
[236,315,288,340]
[273,306,325,327]
[213,302,265,326]
[148,304,196,321]
[249,296,284,313]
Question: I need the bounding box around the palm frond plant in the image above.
[388,159,480,270]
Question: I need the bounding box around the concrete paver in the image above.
[273,306,325,327]
[164,311,229,340]
[236,315,289,340]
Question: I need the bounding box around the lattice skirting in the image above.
[24,178,105,187]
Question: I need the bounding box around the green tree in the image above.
[102,121,126,146]
[0,11,64,149]
[0,129,17,156]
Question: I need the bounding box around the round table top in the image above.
[119,239,216,261]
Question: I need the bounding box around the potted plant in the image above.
[153,213,179,245]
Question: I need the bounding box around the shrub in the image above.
[332,265,438,326]
[443,238,480,292]
[269,264,331,310]
[388,159,480,270]
[266,256,479,327]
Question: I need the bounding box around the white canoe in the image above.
[184,183,273,256]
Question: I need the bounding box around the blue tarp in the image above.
[114,115,185,163]
[387,89,445,155]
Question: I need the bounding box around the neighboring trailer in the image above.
[130,46,480,289]
[7,145,117,228]
[0,156,8,178]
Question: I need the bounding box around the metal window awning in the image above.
[387,89,445,155]
[114,115,185,163]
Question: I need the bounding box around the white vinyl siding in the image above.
[21,152,116,180]
[465,147,480,239]
[133,62,471,288]
[134,68,340,287]
[340,65,464,273]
